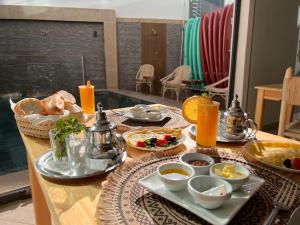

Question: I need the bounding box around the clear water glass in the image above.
[49,129,67,162]
[65,132,89,175]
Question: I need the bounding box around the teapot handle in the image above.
[244,119,257,138]
[112,133,127,155]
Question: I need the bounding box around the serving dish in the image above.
[243,141,300,173]
[139,171,264,225]
[179,152,214,175]
[188,124,256,143]
[123,109,170,122]
[35,150,126,180]
[157,162,194,191]
[122,127,183,151]
[210,163,250,191]
[188,175,232,209]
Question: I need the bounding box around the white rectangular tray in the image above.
[139,172,264,225]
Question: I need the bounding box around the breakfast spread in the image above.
[123,128,182,150]
[214,164,246,179]
[283,158,300,170]
[244,141,300,172]
[187,159,209,166]
[160,168,190,180]
[13,91,81,117]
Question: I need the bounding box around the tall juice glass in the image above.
[79,80,95,115]
[196,101,220,147]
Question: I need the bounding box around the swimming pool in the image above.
[0,91,151,176]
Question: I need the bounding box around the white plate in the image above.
[123,127,183,151]
[243,141,300,174]
[188,125,256,143]
[139,172,264,225]
[123,109,170,122]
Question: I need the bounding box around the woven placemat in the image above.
[107,109,190,131]
[97,149,300,225]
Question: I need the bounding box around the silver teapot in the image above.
[88,102,126,159]
[222,95,257,140]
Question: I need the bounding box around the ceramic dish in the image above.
[123,127,183,151]
[123,109,170,122]
[157,162,194,191]
[139,171,264,225]
[210,163,250,191]
[179,152,214,175]
[243,141,300,174]
[35,150,126,180]
[188,175,232,209]
[188,124,256,143]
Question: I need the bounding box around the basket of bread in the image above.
[11,90,83,139]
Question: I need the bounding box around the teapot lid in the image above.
[228,94,244,116]
[89,102,115,132]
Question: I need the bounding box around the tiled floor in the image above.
[0,199,35,225]
[0,170,29,195]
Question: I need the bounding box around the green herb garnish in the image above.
[53,115,86,159]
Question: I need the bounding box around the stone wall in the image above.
[117,22,182,91]
[117,22,142,90]
[0,20,106,96]
[166,24,183,74]
[0,20,183,95]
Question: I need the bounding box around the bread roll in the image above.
[40,94,65,115]
[14,98,43,116]
[56,90,76,104]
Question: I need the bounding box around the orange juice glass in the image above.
[196,101,220,147]
[79,80,95,114]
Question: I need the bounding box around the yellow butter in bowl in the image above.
[214,164,246,179]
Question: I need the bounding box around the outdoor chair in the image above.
[136,64,155,93]
[160,65,191,102]
[278,67,300,140]
[203,76,229,105]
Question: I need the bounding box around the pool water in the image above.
[0,91,151,176]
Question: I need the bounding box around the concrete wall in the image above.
[117,22,183,91]
[0,20,183,95]
[117,22,142,90]
[244,0,299,127]
[166,24,183,74]
[0,20,106,96]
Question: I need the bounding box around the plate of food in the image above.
[243,141,300,173]
[122,127,183,151]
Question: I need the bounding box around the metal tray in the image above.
[189,125,256,143]
[35,150,126,180]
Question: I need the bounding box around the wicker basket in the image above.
[15,111,83,139]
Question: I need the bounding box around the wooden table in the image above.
[254,84,294,131]
[255,84,282,130]
[21,106,300,225]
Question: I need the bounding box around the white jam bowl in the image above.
[188,175,232,209]
[146,110,161,120]
[209,163,250,191]
[157,162,194,191]
[179,152,214,175]
[129,107,146,118]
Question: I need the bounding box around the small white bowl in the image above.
[157,162,194,191]
[129,107,146,118]
[179,152,214,175]
[146,110,161,120]
[188,175,232,209]
[209,163,250,191]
